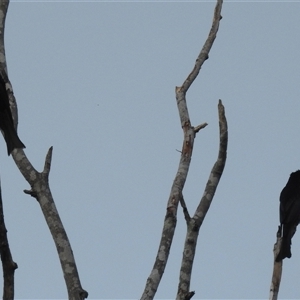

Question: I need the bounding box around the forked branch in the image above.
[177,100,227,300]
[0,1,87,299]
[140,1,223,300]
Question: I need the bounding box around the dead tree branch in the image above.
[177,100,227,300]
[0,181,18,300]
[194,123,208,134]
[179,192,191,225]
[0,1,87,299]
[140,1,223,299]
[140,114,196,300]
[184,291,195,300]
[0,2,18,299]
[269,227,283,300]
[180,0,223,93]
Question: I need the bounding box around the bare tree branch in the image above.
[0,1,88,299]
[184,291,195,300]
[0,2,18,299]
[179,192,191,225]
[194,123,208,134]
[43,146,53,177]
[140,127,195,300]
[269,227,283,300]
[180,0,223,93]
[193,100,227,223]
[0,181,18,300]
[0,1,8,68]
[15,149,88,300]
[177,100,227,300]
[140,1,223,299]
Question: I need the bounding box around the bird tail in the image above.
[2,125,25,155]
[275,224,295,262]
[276,236,292,262]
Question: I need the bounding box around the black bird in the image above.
[0,75,25,155]
[276,170,300,262]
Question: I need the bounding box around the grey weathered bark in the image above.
[0,181,18,300]
[140,1,223,300]
[0,1,88,299]
[177,100,227,300]
[269,227,283,300]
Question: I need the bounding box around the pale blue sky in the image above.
[0,1,299,299]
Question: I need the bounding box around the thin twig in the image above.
[184,291,195,300]
[194,123,208,134]
[179,193,191,224]
[43,146,53,177]
[180,0,223,93]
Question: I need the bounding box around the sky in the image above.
[0,0,300,299]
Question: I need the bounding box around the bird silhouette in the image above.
[276,170,300,261]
